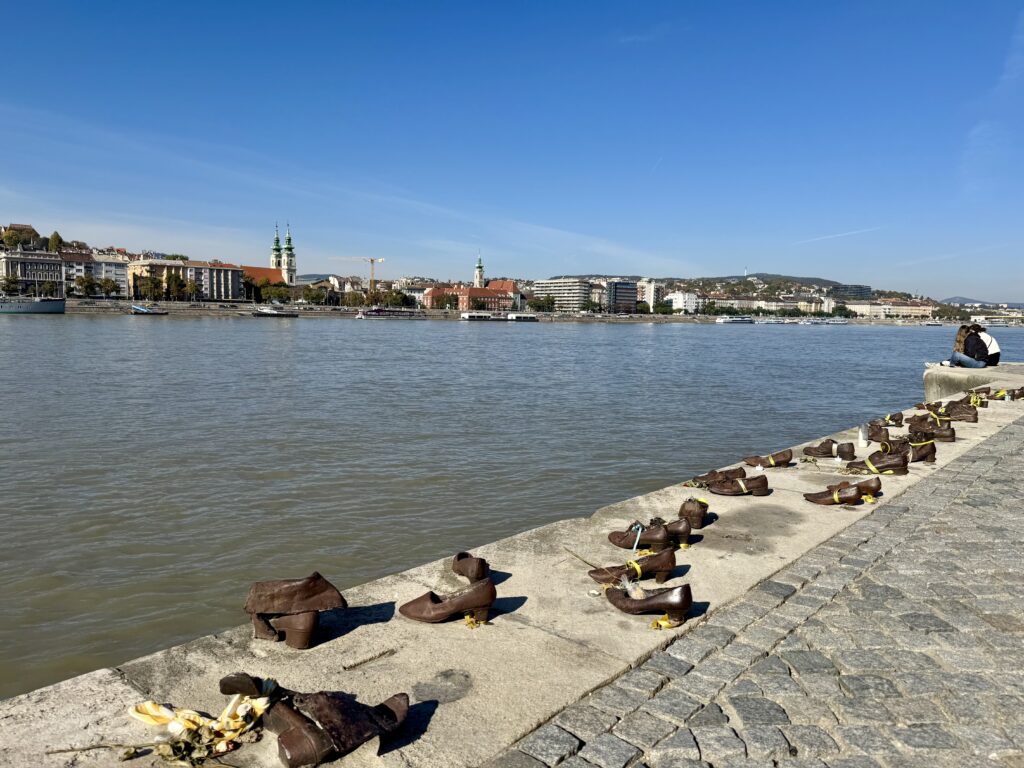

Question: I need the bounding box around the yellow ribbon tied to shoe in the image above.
[863,457,894,475]
[129,689,272,756]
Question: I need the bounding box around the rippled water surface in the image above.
[1,316,1021,697]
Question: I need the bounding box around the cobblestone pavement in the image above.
[488,417,1024,768]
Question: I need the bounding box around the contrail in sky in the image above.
[791,226,881,245]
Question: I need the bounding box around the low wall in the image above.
[3,376,1024,768]
[923,362,1024,401]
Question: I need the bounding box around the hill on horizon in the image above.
[550,272,839,287]
[942,296,1024,307]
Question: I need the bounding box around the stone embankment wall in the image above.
[2,374,1022,768]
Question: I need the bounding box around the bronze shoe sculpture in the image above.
[708,474,770,496]
[219,673,408,768]
[587,546,677,584]
[605,584,693,629]
[244,572,346,650]
[743,449,792,468]
[452,551,489,582]
[867,423,890,443]
[803,484,864,505]
[398,577,496,626]
[678,497,709,529]
[802,439,856,460]
[827,477,882,496]
[609,516,690,551]
[945,403,979,422]
[907,411,953,430]
[847,450,909,475]
[871,413,903,427]
[913,425,956,442]
[691,466,745,484]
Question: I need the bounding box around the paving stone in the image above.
[759,580,798,599]
[797,674,843,698]
[834,725,901,755]
[782,651,839,676]
[725,696,790,726]
[690,725,747,761]
[611,710,676,750]
[642,651,694,679]
[518,724,583,766]
[483,750,549,768]
[738,724,793,759]
[672,672,727,702]
[823,759,882,768]
[693,655,749,684]
[773,695,838,727]
[725,679,764,697]
[642,685,702,726]
[748,655,792,677]
[782,725,840,757]
[688,624,738,648]
[838,675,901,698]
[588,684,651,716]
[687,703,729,726]
[945,724,1015,755]
[556,758,597,768]
[644,729,701,766]
[882,696,946,724]
[577,732,641,768]
[899,612,956,633]
[833,650,894,673]
[891,724,959,750]
[721,641,768,666]
[756,674,805,697]
[666,640,719,666]
[554,704,620,740]
[616,668,668,696]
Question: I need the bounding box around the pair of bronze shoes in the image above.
[691,466,745,484]
[587,545,676,585]
[847,450,909,475]
[743,449,792,468]
[605,582,693,629]
[608,516,690,551]
[219,673,408,768]
[709,473,770,496]
[872,413,903,427]
[398,551,496,627]
[867,423,891,443]
[803,477,881,506]
[244,572,346,650]
[803,439,856,461]
[878,434,938,463]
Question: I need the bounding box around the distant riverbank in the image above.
[62,299,973,325]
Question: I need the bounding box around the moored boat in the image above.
[460,311,494,321]
[0,296,66,315]
[715,315,754,324]
[130,304,169,315]
[253,306,299,318]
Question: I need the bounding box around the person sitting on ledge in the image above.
[931,323,1000,368]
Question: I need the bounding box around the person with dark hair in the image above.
[938,324,1000,368]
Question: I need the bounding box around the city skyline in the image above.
[2,2,1023,299]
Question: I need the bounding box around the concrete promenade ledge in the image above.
[923,362,1024,402]
[3,379,1024,767]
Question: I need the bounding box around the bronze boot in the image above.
[452,551,489,582]
[867,423,890,443]
[398,577,496,625]
[605,584,693,628]
[708,474,770,496]
[678,497,709,529]
[803,440,856,460]
[827,477,882,496]
[588,547,677,584]
[244,572,346,648]
[284,691,409,766]
[743,449,792,468]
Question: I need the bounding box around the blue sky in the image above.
[2,2,1023,299]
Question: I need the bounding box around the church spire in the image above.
[270,223,283,269]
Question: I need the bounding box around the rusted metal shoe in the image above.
[398,577,496,626]
[803,485,864,505]
[847,450,909,475]
[691,466,745,484]
[802,439,856,460]
[678,497,709,529]
[743,449,793,468]
[451,551,489,582]
[588,546,677,584]
[244,572,346,650]
[827,477,882,496]
[605,584,693,629]
[708,473,770,496]
[609,516,691,550]
[867,423,890,443]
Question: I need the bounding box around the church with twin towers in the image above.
[270,224,296,285]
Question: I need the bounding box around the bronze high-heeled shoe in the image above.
[743,449,792,468]
[605,584,693,628]
[398,577,497,626]
[708,474,770,496]
[244,572,346,650]
[587,547,677,584]
[451,551,489,582]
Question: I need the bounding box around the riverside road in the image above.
[500,416,1024,768]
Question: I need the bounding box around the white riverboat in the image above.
[252,306,299,318]
[356,307,427,320]
[0,296,66,315]
[715,315,754,324]
[460,311,494,321]
[506,313,539,322]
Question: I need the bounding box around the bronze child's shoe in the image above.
[244,572,346,650]
[452,551,489,582]
[827,477,882,496]
[802,439,856,460]
[398,577,497,626]
[691,466,745,484]
[803,485,863,505]
[743,449,793,468]
[847,451,909,475]
[708,474,770,496]
[588,546,677,584]
[678,497,709,529]
[605,584,693,629]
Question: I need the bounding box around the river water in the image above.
[1,316,1020,697]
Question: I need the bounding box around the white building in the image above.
[664,292,706,314]
[532,278,591,312]
[637,279,665,311]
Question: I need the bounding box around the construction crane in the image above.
[335,257,385,294]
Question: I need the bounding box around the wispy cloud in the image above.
[790,227,881,246]
[616,22,672,45]
[895,243,1009,268]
